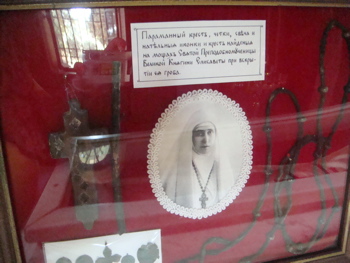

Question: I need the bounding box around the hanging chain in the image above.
[192,160,215,208]
[178,20,350,263]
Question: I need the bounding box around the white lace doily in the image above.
[147,89,253,219]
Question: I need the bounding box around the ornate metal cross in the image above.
[49,99,108,230]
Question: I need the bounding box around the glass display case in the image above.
[0,1,350,262]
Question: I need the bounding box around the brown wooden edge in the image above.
[0,2,349,262]
[0,0,349,11]
[0,140,22,263]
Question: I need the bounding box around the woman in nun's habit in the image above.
[161,109,236,209]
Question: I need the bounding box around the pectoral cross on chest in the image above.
[199,192,208,209]
[49,99,108,230]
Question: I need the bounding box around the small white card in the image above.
[43,229,161,263]
[131,20,266,88]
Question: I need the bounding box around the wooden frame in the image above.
[0,0,349,10]
[0,141,22,263]
[0,2,350,263]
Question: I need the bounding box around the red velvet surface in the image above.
[0,6,350,263]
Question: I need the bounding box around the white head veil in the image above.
[161,109,235,208]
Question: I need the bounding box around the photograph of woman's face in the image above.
[148,90,253,218]
[192,121,216,155]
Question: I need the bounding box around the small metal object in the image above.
[318,86,329,94]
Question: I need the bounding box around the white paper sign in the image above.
[43,229,162,263]
[131,20,265,88]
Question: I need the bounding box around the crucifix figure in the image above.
[49,99,108,230]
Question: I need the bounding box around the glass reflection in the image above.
[78,144,110,164]
[50,8,118,67]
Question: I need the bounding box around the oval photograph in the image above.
[148,89,253,219]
